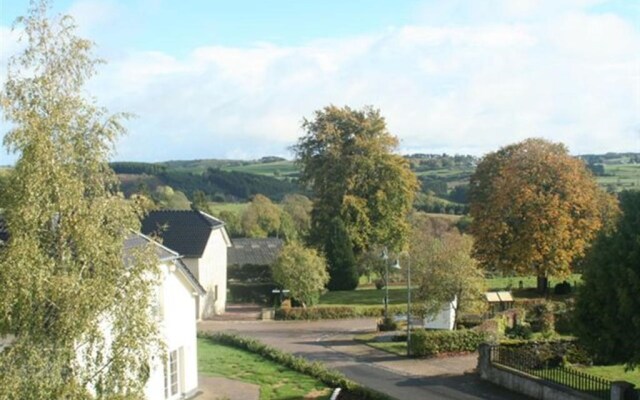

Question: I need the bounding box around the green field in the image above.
[596,164,640,192]
[223,160,299,178]
[198,338,330,400]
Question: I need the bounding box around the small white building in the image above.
[125,234,205,400]
[142,210,231,319]
[424,296,458,330]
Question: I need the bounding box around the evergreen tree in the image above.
[325,217,359,290]
[575,190,639,368]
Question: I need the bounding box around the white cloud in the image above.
[1,1,639,164]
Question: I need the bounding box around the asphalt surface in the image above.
[199,318,532,400]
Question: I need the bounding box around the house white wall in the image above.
[145,261,199,400]
[424,296,457,330]
[181,228,229,320]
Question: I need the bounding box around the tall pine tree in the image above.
[325,217,359,290]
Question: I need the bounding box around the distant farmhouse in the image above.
[142,209,231,319]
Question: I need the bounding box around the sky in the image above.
[0,0,638,164]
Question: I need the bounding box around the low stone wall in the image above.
[477,344,635,400]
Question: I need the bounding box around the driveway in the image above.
[198,318,531,400]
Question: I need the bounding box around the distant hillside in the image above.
[109,152,640,211]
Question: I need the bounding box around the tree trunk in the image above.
[536,275,548,294]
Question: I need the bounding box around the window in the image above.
[163,349,179,398]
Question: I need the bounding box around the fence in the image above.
[490,345,611,400]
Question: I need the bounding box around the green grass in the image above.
[353,333,407,356]
[223,161,299,178]
[576,365,640,387]
[486,274,582,291]
[319,286,411,306]
[198,338,331,400]
[596,164,640,192]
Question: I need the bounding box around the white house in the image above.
[142,210,231,319]
[125,233,205,400]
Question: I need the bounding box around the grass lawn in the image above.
[576,365,640,387]
[486,274,582,291]
[353,333,407,356]
[198,338,331,400]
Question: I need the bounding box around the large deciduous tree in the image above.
[575,190,639,368]
[469,138,606,292]
[293,105,418,287]
[271,242,329,307]
[0,2,160,398]
[410,213,486,326]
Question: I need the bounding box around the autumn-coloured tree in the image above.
[293,105,418,271]
[469,138,608,292]
[0,2,160,398]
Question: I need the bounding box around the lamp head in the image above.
[391,259,401,270]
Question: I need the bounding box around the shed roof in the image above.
[485,291,513,303]
[228,237,284,266]
[141,210,226,258]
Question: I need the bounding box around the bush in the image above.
[528,303,556,334]
[408,329,487,357]
[505,323,533,340]
[200,332,392,400]
[553,281,572,295]
[275,305,407,320]
[498,338,592,367]
[377,317,398,332]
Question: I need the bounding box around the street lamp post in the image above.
[381,247,392,320]
[392,253,412,357]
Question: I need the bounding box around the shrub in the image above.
[408,329,487,357]
[377,317,398,332]
[498,338,592,367]
[553,281,572,295]
[275,305,407,320]
[528,303,556,334]
[200,332,392,400]
[505,323,533,340]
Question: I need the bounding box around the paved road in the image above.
[199,318,531,400]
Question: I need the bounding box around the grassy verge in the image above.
[575,365,640,387]
[353,333,407,357]
[200,332,394,400]
[198,338,330,400]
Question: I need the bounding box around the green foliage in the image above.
[275,304,407,320]
[0,3,160,398]
[281,194,312,239]
[217,209,242,237]
[377,317,398,332]
[325,217,359,290]
[271,242,329,307]
[408,329,487,357]
[153,185,191,209]
[241,194,282,238]
[470,138,608,289]
[409,215,487,323]
[201,333,393,400]
[110,162,166,175]
[575,190,640,368]
[294,105,418,255]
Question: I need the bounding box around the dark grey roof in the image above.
[124,233,206,295]
[228,237,284,266]
[141,210,225,258]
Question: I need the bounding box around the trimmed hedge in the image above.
[408,329,487,357]
[200,332,393,400]
[275,304,408,320]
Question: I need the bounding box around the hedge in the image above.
[200,332,393,400]
[275,304,408,320]
[408,329,487,357]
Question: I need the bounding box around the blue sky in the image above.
[0,0,639,163]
